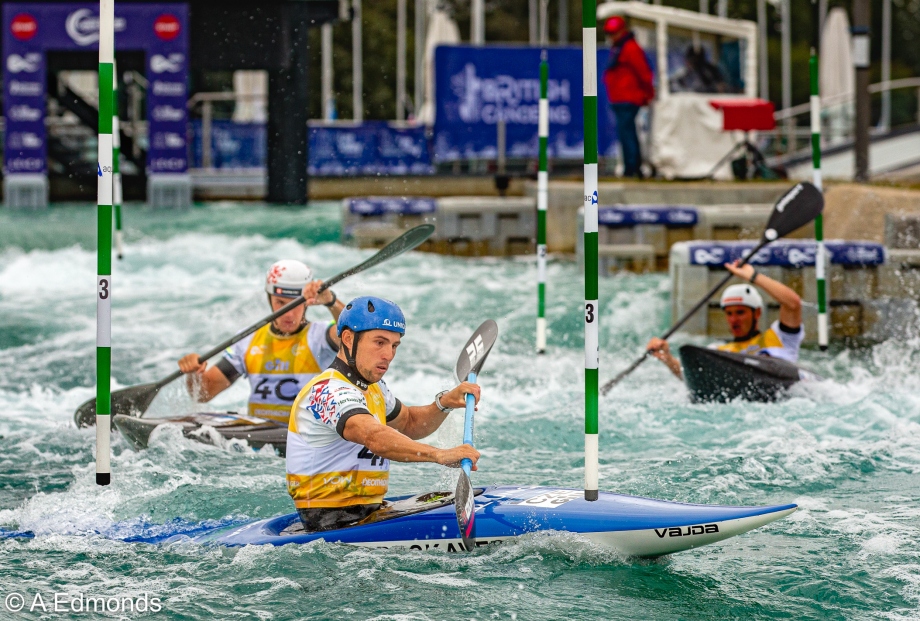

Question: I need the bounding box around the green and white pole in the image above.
[96,0,115,486]
[809,49,828,350]
[537,51,548,353]
[583,0,599,502]
[113,60,124,260]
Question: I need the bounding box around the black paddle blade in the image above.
[456,319,499,382]
[323,224,434,290]
[455,470,476,551]
[763,181,824,242]
[73,382,161,428]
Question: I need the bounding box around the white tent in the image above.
[820,8,854,145]
[416,5,460,126]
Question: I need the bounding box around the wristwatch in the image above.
[323,291,337,307]
[435,390,453,413]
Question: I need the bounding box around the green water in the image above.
[1,202,918,620]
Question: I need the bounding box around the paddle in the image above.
[599,181,824,396]
[453,319,499,552]
[74,224,435,428]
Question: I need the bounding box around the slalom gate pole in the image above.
[536,37,548,353]
[113,59,124,260]
[809,49,828,350]
[583,0,599,501]
[96,0,115,486]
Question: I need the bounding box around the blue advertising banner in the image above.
[687,240,886,268]
[2,3,189,176]
[190,120,266,169]
[432,45,621,162]
[308,122,433,176]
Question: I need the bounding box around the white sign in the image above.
[66,9,127,46]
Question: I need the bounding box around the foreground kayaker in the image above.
[177,260,345,423]
[287,296,481,532]
[648,259,803,380]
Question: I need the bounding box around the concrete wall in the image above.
[824,184,920,242]
[527,180,794,253]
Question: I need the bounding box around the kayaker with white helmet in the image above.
[287,296,481,532]
[177,260,345,422]
[646,259,804,380]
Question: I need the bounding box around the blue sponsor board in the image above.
[308,122,433,176]
[190,120,265,169]
[2,3,188,176]
[598,205,698,227]
[347,196,436,216]
[432,45,622,161]
[688,240,886,267]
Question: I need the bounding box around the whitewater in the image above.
[1,201,919,620]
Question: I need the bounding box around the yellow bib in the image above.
[717,328,784,356]
[286,367,390,509]
[241,324,322,423]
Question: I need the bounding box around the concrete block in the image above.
[4,174,48,210]
[885,214,920,249]
[148,174,192,209]
[671,263,710,335]
[831,304,864,338]
[435,196,535,256]
[598,243,655,273]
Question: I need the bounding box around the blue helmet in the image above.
[337,296,406,336]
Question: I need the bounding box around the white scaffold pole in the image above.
[810,49,828,350]
[536,1,549,355]
[582,0,599,502]
[96,0,115,486]
[113,59,124,260]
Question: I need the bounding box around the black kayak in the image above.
[679,345,821,403]
[113,412,287,455]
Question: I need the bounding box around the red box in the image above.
[709,98,776,131]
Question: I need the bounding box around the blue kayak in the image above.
[188,485,796,557]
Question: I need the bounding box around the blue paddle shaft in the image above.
[461,372,477,475]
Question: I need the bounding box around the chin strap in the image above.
[734,323,761,343]
[342,331,371,390]
[267,294,308,337]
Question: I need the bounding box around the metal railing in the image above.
[768,77,920,159]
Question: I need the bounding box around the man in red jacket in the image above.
[602,16,655,178]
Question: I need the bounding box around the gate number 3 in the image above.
[98,278,110,300]
[585,303,595,323]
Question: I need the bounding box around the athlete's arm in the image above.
[342,414,480,469]
[646,338,683,380]
[387,382,481,440]
[724,261,802,328]
[302,280,346,348]
[178,354,232,402]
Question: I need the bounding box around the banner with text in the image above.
[433,45,620,162]
[2,3,188,176]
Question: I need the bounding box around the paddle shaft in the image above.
[160,228,429,389]
[461,371,477,474]
[600,236,771,395]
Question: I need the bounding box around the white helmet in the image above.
[264,260,313,298]
[720,284,763,310]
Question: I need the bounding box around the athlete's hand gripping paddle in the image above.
[453,319,498,552]
[600,182,824,396]
[74,224,435,428]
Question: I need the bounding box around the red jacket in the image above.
[602,35,655,106]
